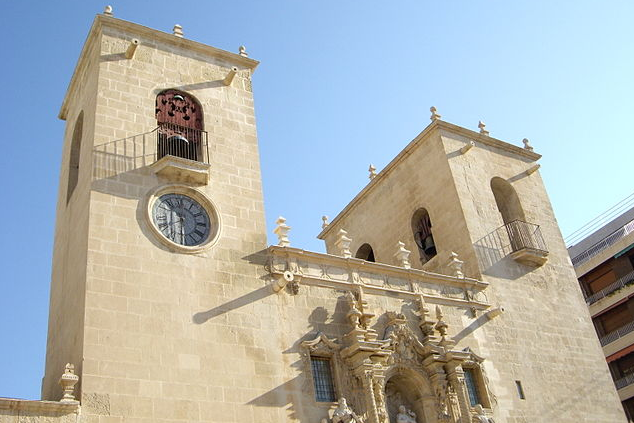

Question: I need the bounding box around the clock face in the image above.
[151,193,211,246]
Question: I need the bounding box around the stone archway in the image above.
[384,368,435,423]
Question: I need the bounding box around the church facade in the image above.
[0,10,627,423]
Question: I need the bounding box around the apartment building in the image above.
[568,202,634,420]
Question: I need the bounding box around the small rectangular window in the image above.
[310,357,336,402]
[515,380,525,399]
[464,368,481,406]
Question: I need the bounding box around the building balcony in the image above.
[93,123,211,185]
[504,220,549,266]
[586,271,634,318]
[615,373,634,401]
[602,321,634,358]
[571,219,634,269]
[475,220,548,268]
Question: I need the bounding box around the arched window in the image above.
[490,177,525,224]
[155,89,204,162]
[67,111,83,204]
[355,243,375,262]
[412,208,436,263]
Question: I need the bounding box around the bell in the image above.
[423,235,436,256]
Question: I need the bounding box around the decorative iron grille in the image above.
[310,357,336,402]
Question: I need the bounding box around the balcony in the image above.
[93,123,211,185]
[505,220,549,266]
[586,270,634,306]
[571,219,634,268]
[601,321,634,356]
[474,220,548,269]
[615,373,634,401]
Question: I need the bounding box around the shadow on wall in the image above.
[92,129,161,181]
[192,285,273,324]
[473,227,531,280]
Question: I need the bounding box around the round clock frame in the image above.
[145,184,221,253]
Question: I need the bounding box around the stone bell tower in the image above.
[42,10,268,417]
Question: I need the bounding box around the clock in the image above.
[146,185,220,252]
[151,193,211,246]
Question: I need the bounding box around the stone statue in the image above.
[396,405,416,423]
[472,404,494,423]
[332,397,363,423]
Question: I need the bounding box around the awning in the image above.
[607,344,634,363]
[615,243,634,259]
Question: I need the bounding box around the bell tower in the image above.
[43,11,266,409]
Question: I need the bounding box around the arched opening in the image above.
[355,243,375,262]
[411,208,436,264]
[155,89,204,161]
[384,370,432,423]
[66,111,84,204]
[490,177,525,224]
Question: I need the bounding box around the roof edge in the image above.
[317,119,541,239]
[59,14,259,120]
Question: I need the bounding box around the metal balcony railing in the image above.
[473,220,548,269]
[615,372,634,390]
[584,270,634,305]
[92,124,210,179]
[600,320,634,347]
[156,122,209,163]
[571,219,634,267]
[504,220,548,253]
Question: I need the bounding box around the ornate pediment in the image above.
[301,332,340,356]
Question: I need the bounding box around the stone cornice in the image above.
[318,119,542,239]
[59,14,259,120]
[0,397,80,414]
[268,246,490,309]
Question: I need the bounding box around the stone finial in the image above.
[430,106,441,121]
[273,216,291,247]
[368,164,377,180]
[478,120,489,136]
[335,229,352,258]
[522,138,534,151]
[59,363,79,403]
[103,5,113,16]
[417,296,436,338]
[173,24,184,38]
[345,291,362,329]
[447,251,464,278]
[394,241,411,269]
[435,305,455,348]
[239,46,248,57]
[321,215,329,229]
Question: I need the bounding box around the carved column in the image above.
[446,362,472,423]
[424,357,453,422]
[358,369,380,423]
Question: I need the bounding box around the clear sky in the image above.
[1,0,632,400]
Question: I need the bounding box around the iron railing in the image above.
[92,124,209,179]
[504,220,548,253]
[473,220,548,269]
[571,219,634,267]
[615,372,634,390]
[584,270,634,305]
[156,122,209,163]
[600,320,634,347]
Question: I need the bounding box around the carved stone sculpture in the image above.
[332,397,364,423]
[472,405,494,423]
[396,405,416,423]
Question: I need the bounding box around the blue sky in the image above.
[1,0,632,399]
